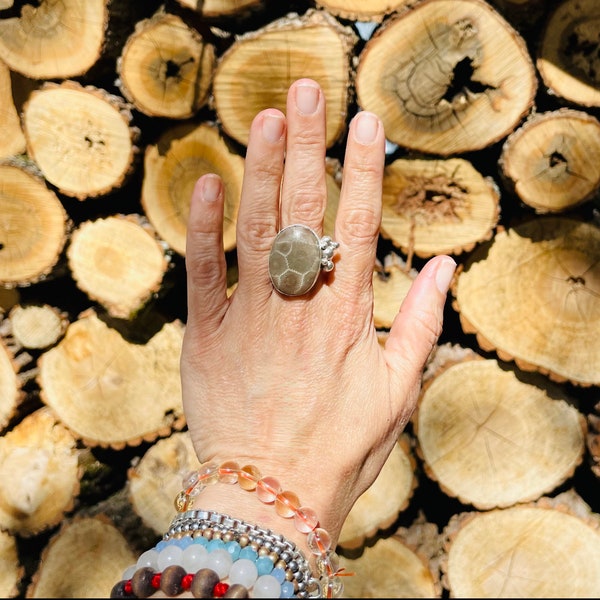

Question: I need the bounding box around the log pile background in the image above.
[1,0,600,597]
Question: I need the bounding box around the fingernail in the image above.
[295,83,320,114]
[201,174,221,202]
[354,111,379,145]
[435,256,457,294]
[262,113,285,143]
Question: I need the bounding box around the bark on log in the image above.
[414,356,586,509]
[355,0,537,154]
[141,122,245,256]
[380,157,500,259]
[453,216,600,386]
[37,309,185,449]
[22,81,139,200]
[537,0,600,108]
[0,164,69,287]
[499,109,600,213]
[116,9,216,119]
[211,9,356,148]
[66,214,171,320]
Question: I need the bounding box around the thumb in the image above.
[384,255,456,379]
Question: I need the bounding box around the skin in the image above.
[179,78,456,562]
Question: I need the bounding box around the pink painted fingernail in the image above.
[201,174,221,202]
[354,112,379,145]
[262,113,285,143]
[295,83,320,114]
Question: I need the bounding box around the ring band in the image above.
[268,224,339,296]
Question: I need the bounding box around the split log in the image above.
[380,157,500,259]
[0,0,108,79]
[0,61,25,159]
[0,529,21,598]
[0,164,69,287]
[452,216,600,386]
[22,81,139,200]
[5,304,68,351]
[37,309,185,449]
[440,493,600,597]
[128,431,202,536]
[499,109,600,213]
[66,214,171,320]
[0,407,81,537]
[537,0,600,107]
[414,356,586,509]
[25,515,136,598]
[211,9,357,148]
[314,0,412,22]
[338,436,416,550]
[141,122,245,256]
[355,0,537,154]
[116,10,215,119]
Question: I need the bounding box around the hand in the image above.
[180,78,456,548]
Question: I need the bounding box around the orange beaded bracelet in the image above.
[174,460,348,598]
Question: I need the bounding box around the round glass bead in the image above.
[182,470,199,489]
[239,546,258,562]
[225,540,241,561]
[218,460,240,484]
[280,580,295,598]
[206,538,225,552]
[229,557,258,588]
[307,528,332,555]
[136,549,158,570]
[256,555,274,576]
[204,548,232,578]
[182,544,208,572]
[294,506,318,533]
[188,484,204,499]
[315,551,340,578]
[253,574,281,598]
[275,490,300,518]
[256,476,281,503]
[271,567,286,584]
[157,545,183,571]
[198,462,219,485]
[238,464,261,491]
[325,576,344,598]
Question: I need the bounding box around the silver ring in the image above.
[268,224,339,296]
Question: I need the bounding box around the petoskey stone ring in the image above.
[268,224,339,296]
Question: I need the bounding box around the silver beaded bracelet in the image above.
[165,509,321,598]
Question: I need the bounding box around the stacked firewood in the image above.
[0,0,599,597]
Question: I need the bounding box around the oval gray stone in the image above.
[268,224,322,296]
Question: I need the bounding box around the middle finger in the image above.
[279,79,328,231]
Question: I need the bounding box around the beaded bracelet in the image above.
[174,461,347,599]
